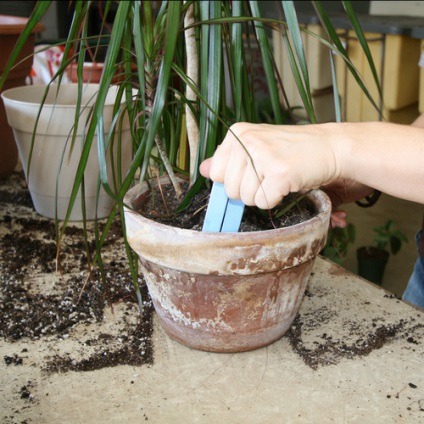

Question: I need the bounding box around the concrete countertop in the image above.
[1,173,423,423]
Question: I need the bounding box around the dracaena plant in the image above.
[0,0,380,308]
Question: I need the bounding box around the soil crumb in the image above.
[286,284,423,370]
[0,172,154,373]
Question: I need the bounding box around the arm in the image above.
[336,121,424,205]
[200,119,424,210]
[318,112,424,224]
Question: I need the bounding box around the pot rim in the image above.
[123,175,331,240]
[123,175,331,274]
[0,83,122,108]
[0,15,45,34]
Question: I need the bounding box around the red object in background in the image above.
[0,15,44,178]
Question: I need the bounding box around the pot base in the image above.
[141,257,314,353]
[30,191,115,221]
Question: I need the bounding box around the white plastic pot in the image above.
[1,84,132,220]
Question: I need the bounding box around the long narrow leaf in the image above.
[329,49,342,122]
[196,0,222,175]
[281,1,314,112]
[231,1,244,122]
[342,0,383,101]
[312,1,381,115]
[59,1,132,241]
[280,24,317,122]
[204,1,222,159]
[249,1,284,124]
[138,1,181,183]
[197,1,211,166]
[133,1,146,123]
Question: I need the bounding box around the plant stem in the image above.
[154,132,183,198]
[184,0,199,186]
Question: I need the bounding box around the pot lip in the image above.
[123,179,331,239]
[0,15,45,35]
[357,246,390,256]
[70,62,105,69]
[0,83,121,107]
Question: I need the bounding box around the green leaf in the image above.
[342,1,383,103]
[282,1,313,105]
[329,46,342,123]
[196,0,222,174]
[60,1,133,236]
[390,236,401,255]
[174,176,206,214]
[250,1,284,124]
[138,1,182,182]
[230,1,244,122]
[313,1,382,116]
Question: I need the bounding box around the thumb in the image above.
[199,158,212,178]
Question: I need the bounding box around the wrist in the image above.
[322,122,352,180]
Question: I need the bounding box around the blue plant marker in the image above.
[221,198,245,232]
[202,182,245,233]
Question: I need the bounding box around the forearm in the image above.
[329,121,424,204]
[200,120,424,210]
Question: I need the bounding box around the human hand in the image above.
[321,179,374,228]
[321,179,374,209]
[199,122,341,210]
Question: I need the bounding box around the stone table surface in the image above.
[1,173,423,424]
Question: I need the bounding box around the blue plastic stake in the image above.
[202,182,245,233]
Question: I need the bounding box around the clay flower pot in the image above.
[124,176,331,353]
[67,60,135,84]
[0,15,44,178]
[67,62,105,83]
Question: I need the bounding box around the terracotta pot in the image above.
[0,15,44,178]
[1,84,133,221]
[67,61,134,84]
[67,62,105,83]
[124,176,331,353]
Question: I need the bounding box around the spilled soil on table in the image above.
[286,285,423,370]
[0,172,154,374]
[0,173,316,375]
[1,172,422,379]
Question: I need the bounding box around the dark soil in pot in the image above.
[138,180,317,231]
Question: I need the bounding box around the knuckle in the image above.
[230,122,250,135]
